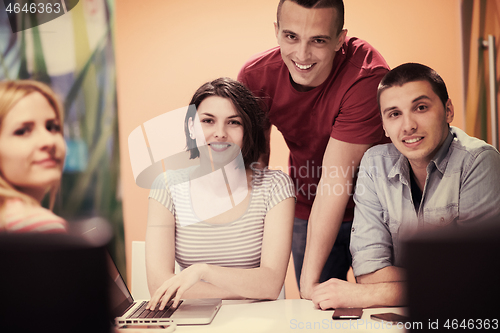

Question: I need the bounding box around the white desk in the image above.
[123,299,410,333]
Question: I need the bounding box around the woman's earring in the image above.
[190,132,195,139]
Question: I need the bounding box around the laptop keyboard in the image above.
[128,300,183,319]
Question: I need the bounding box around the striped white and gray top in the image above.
[149,167,295,269]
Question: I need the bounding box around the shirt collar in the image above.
[388,153,411,186]
[429,129,454,174]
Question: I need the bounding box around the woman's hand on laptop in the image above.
[147,263,208,310]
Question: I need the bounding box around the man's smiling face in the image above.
[275,1,346,91]
[380,80,454,169]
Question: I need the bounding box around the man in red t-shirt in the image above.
[238,0,389,299]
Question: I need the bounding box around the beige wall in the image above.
[115,0,464,296]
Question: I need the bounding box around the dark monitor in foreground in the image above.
[405,224,500,332]
[0,233,111,333]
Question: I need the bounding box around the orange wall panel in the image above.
[116,0,464,296]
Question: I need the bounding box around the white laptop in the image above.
[108,253,222,328]
[73,218,222,328]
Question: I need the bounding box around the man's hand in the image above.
[311,268,408,310]
[311,278,364,310]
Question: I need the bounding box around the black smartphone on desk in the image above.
[371,312,409,323]
[332,308,363,319]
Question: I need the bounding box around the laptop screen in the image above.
[106,251,137,317]
[72,217,137,318]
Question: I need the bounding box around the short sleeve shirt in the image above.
[1,199,67,233]
[149,168,295,269]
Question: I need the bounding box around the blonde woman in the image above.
[0,80,67,233]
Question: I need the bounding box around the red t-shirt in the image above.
[238,36,390,221]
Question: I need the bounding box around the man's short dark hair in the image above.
[377,63,449,108]
[276,0,344,36]
[184,77,267,168]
